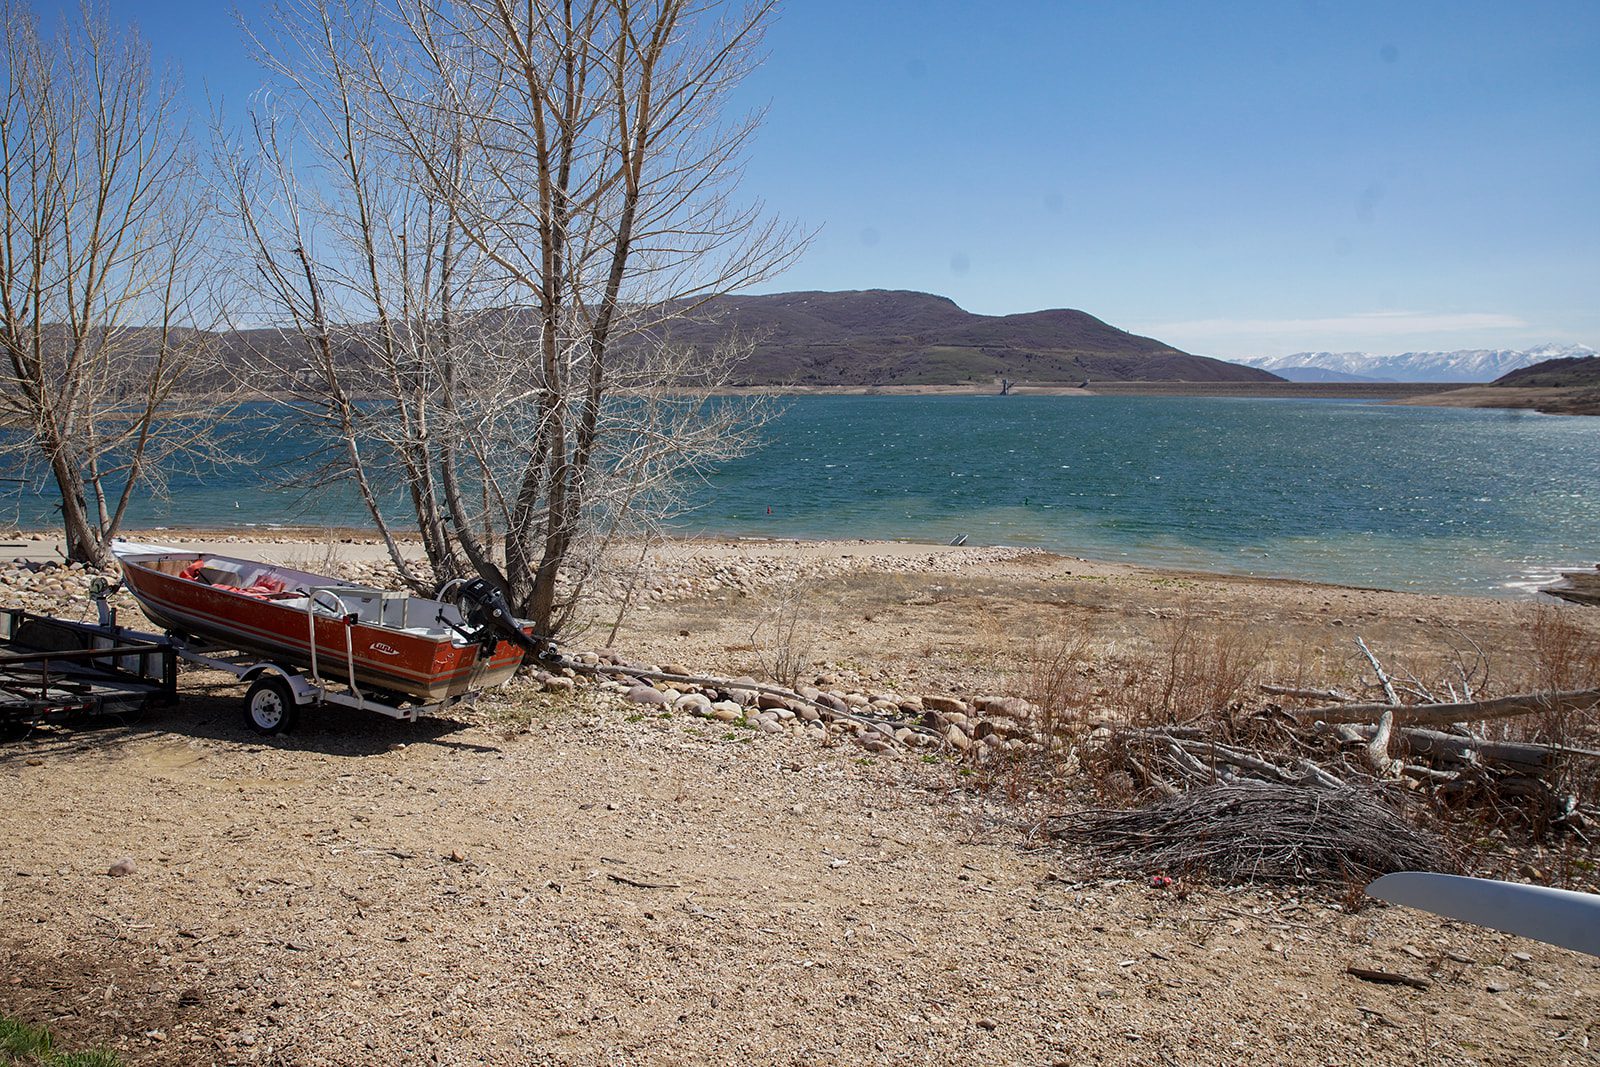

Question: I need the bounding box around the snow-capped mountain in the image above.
[1235,343,1596,383]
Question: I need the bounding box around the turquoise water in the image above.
[3,396,1596,596]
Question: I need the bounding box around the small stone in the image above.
[543,676,575,694]
[923,694,968,716]
[711,705,742,723]
[1486,981,1509,993]
[107,857,136,878]
[945,724,971,751]
[1511,951,1532,963]
[448,850,467,863]
[976,1018,998,1031]
[757,692,790,711]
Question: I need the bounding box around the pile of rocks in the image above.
[0,559,116,620]
[533,649,1060,762]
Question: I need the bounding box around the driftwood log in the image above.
[1320,722,1600,773]
[1296,688,1600,727]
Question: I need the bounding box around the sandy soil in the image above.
[2,533,1598,1065]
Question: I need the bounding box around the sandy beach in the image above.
[1,530,1597,1064]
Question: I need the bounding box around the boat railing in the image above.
[302,589,367,709]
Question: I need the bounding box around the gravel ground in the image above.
[1,533,1598,1064]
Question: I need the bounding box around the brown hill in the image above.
[1492,354,1600,387]
[660,290,1280,386]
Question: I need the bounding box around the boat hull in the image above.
[119,554,524,703]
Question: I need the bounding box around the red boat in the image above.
[117,550,534,705]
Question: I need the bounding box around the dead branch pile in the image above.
[1081,634,1600,839]
[1050,782,1451,885]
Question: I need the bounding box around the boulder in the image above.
[945,724,971,751]
[711,705,743,723]
[757,692,791,711]
[674,693,713,714]
[976,696,1034,720]
[923,695,969,716]
[625,685,669,706]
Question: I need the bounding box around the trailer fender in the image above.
[239,663,312,704]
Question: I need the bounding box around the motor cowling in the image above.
[445,578,543,656]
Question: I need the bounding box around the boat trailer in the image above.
[1,580,503,740]
[0,608,177,736]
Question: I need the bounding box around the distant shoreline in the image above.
[709,380,1459,400]
[1392,384,1600,417]
[708,379,1599,414]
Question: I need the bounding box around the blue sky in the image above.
[39,0,1600,360]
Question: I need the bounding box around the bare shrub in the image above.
[1108,609,1266,727]
[1520,606,1600,809]
[1020,623,1094,740]
[750,582,819,691]
[1527,605,1600,696]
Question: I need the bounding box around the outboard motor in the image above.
[437,577,543,657]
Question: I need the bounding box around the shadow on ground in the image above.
[0,671,497,766]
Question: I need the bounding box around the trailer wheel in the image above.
[244,676,297,735]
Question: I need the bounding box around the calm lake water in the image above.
[4,396,1596,597]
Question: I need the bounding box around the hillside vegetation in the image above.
[657,290,1280,386]
[1492,353,1600,388]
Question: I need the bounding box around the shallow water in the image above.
[3,395,1595,596]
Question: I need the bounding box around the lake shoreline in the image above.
[707,380,1457,400]
[7,525,1588,604]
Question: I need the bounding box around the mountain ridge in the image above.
[1235,343,1595,384]
[661,290,1281,386]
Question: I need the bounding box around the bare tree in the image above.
[226,0,802,638]
[0,3,220,565]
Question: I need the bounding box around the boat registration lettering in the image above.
[369,642,402,657]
